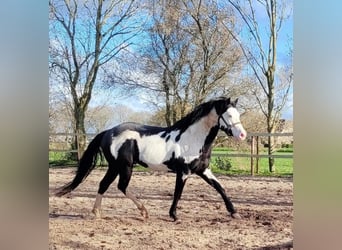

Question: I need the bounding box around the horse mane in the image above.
[170,97,233,132]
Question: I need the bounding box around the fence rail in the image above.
[211,153,293,159]
[49,132,293,175]
[209,132,293,175]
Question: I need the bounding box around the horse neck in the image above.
[188,108,220,149]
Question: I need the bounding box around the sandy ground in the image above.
[49,168,293,250]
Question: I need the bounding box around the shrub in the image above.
[213,157,232,171]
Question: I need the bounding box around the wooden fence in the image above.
[211,132,293,175]
[49,132,293,175]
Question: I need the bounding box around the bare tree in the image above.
[181,0,242,105]
[225,0,293,172]
[49,0,140,156]
[85,106,116,133]
[140,0,243,126]
[49,100,74,135]
[85,103,154,133]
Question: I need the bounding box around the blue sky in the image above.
[235,0,293,120]
[84,1,293,120]
[129,1,292,120]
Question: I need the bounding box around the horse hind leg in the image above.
[117,165,149,219]
[92,164,119,218]
[125,190,149,219]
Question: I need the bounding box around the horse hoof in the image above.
[141,210,149,219]
[92,208,102,219]
[175,219,182,224]
[170,215,178,222]
[139,205,149,219]
[231,212,241,219]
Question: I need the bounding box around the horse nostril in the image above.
[240,133,245,139]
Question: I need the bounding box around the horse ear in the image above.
[233,98,238,106]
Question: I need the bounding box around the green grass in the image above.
[49,151,77,167]
[211,147,293,177]
[49,147,293,177]
[210,154,293,177]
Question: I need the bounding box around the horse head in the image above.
[215,97,247,141]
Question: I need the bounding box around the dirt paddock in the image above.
[49,168,293,250]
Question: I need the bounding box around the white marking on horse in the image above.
[110,130,140,158]
[203,168,219,182]
[138,132,180,165]
[182,173,191,182]
[178,108,219,163]
[92,194,103,218]
[220,107,247,140]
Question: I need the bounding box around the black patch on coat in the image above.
[117,139,140,165]
[111,122,166,137]
[175,134,181,142]
[204,125,219,148]
[161,131,168,138]
[163,152,188,173]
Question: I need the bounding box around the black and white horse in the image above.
[56,97,247,221]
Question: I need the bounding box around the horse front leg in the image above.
[197,168,241,219]
[169,172,188,221]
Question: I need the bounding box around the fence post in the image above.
[256,136,259,174]
[250,136,255,176]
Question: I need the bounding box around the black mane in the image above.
[170,97,234,134]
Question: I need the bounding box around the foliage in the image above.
[49,152,77,167]
[212,157,233,172]
[277,147,293,153]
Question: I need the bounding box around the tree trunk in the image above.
[267,126,276,172]
[171,97,178,124]
[72,104,87,160]
[267,71,276,172]
[163,71,172,126]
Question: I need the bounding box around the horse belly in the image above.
[137,135,172,166]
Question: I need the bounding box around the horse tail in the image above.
[55,130,107,197]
